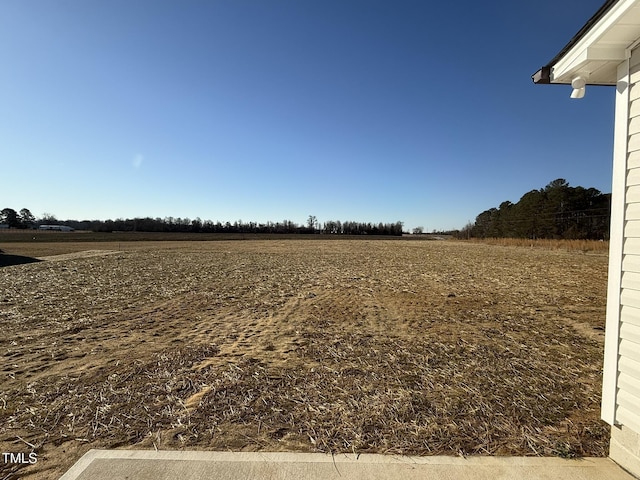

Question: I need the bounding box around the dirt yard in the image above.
[0,239,609,479]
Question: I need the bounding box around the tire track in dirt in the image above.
[36,250,120,262]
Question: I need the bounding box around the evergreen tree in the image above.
[1,208,19,228]
[469,179,610,240]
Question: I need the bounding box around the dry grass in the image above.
[468,238,609,253]
[0,239,609,479]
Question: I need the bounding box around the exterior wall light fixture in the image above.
[570,76,587,99]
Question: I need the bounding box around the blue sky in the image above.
[0,0,615,231]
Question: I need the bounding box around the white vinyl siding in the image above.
[627,184,640,203]
[620,305,640,326]
[615,47,640,434]
[628,167,640,185]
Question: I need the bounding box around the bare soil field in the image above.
[0,239,608,479]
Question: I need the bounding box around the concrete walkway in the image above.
[59,450,638,480]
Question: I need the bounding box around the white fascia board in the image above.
[589,45,629,61]
[553,50,624,84]
[551,0,639,84]
[553,49,590,80]
[553,47,626,77]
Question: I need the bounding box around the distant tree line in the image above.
[0,209,404,236]
[0,208,36,229]
[459,179,611,240]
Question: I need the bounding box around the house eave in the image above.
[532,0,640,87]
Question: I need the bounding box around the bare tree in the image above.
[307,215,317,233]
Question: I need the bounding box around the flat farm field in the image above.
[0,239,608,479]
